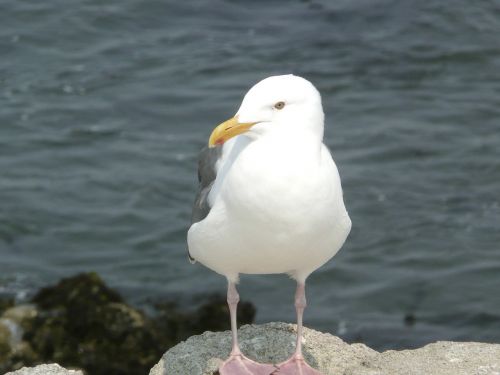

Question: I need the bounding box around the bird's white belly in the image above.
[188,141,351,281]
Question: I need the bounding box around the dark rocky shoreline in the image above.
[0,273,255,375]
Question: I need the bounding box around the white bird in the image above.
[188,75,351,375]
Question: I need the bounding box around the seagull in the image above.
[187,75,351,375]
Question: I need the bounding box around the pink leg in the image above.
[219,281,276,375]
[273,283,323,375]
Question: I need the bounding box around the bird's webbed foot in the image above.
[272,355,323,374]
[219,353,276,375]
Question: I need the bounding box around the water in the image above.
[1,0,499,351]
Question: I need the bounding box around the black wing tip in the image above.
[187,249,196,264]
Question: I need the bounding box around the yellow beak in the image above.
[208,116,256,148]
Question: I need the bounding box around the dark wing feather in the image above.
[188,146,222,262]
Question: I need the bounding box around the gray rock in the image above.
[149,322,500,375]
[4,364,84,375]
[0,305,39,373]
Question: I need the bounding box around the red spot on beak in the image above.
[215,138,224,146]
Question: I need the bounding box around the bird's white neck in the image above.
[246,121,324,158]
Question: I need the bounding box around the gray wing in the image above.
[188,146,222,262]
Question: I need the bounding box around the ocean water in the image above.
[1,0,499,351]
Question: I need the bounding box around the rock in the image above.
[149,322,500,375]
[360,341,500,375]
[0,272,257,375]
[0,321,12,364]
[0,305,39,373]
[149,322,377,375]
[3,305,38,333]
[25,273,169,375]
[5,363,83,375]
[0,298,14,315]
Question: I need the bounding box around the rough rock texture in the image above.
[149,322,500,375]
[5,363,83,375]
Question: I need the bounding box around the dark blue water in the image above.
[1,0,499,351]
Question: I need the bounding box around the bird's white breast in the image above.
[188,135,351,281]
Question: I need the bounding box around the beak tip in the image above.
[208,116,253,149]
[208,139,223,148]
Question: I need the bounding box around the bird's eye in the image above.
[274,101,285,110]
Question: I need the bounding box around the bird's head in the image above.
[208,75,324,148]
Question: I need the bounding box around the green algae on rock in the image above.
[154,294,255,345]
[0,273,256,375]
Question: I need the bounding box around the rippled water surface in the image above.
[1,0,499,350]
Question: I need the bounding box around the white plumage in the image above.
[188,74,351,282]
